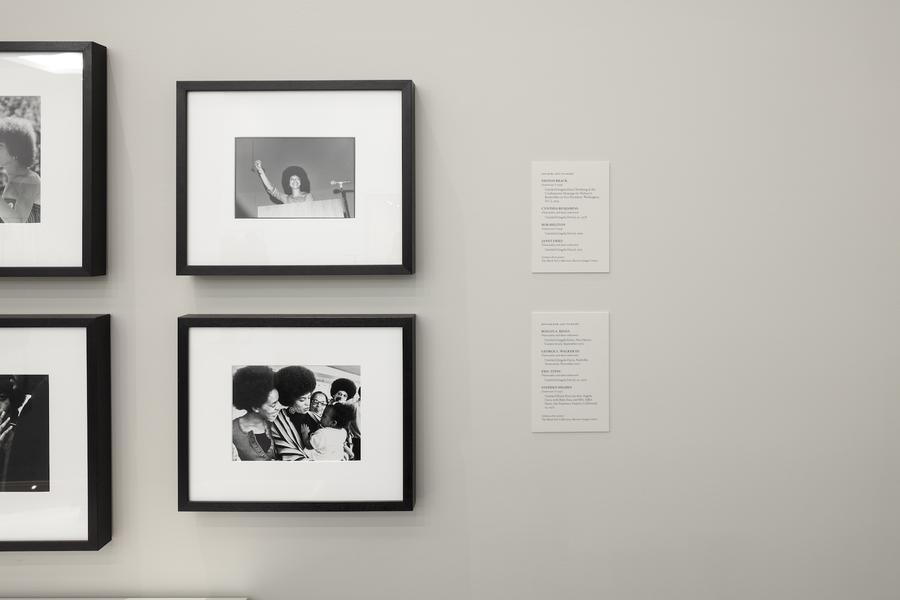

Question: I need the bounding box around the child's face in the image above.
[320,406,337,428]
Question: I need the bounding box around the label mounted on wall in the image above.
[532,311,610,432]
[531,160,610,273]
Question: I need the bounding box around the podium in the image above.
[258,197,346,218]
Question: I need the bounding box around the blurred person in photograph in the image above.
[0,117,40,223]
[331,378,361,461]
[0,375,49,492]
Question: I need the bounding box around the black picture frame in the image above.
[178,314,415,512]
[0,314,111,551]
[0,42,107,276]
[175,80,415,276]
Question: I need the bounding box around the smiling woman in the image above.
[231,365,281,461]
[235,136,354,219]
[179,315,413,511]
[254,160,314,205]
[177,81,413,275]
[229,363,363,463]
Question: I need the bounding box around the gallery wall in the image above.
[1,0,899,598]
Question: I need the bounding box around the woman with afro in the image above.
[273,365,319,457]
[252,159,314,205]
[231,366,282,461]
[0,117,40,223]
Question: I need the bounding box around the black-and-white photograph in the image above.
[179,315,413,511]
[232,364,361,462]
[0,374,49,492]
[0,315,110,550]
[177,81,413,275]
[235,137,355,219]
[0,96,41,224]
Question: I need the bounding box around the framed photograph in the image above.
[0,42,106,276]
[178,314,415,511]
[0,315,111,551]
[176,80,415,275]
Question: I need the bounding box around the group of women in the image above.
[232,365,361,462]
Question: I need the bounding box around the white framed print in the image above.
[0,315,111,551]
[178,314,415,511]
[0,42,106,276]
[176,81,415,276]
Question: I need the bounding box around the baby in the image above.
[307,403,353,461]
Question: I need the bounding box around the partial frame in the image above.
[0,314,111,551]
[0,42,107,276]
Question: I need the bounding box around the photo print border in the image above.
[0,314,111,551]
[175,80,415,276]
[178,314,415,512]
[0,42,107,276]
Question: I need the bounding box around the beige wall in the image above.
[1,1,899,598]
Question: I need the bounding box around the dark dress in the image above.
[231,418,276,461]
[285,410,321,449]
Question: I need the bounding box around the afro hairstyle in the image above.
[232,365,276,411]
[274,365,317,405]
[0,117,37,168]
[281,165,310,194]
[330,377,357,400]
